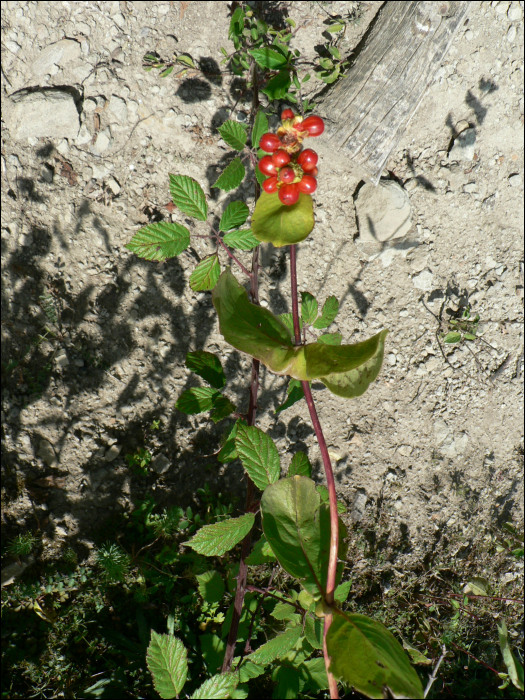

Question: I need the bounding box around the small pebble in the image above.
[508,173,522,187]
[508,2,523,21]
[507,24,517,42]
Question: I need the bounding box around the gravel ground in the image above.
[1,1,523,582]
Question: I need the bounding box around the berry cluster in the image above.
[258,110,324,206]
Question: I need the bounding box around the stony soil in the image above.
[1,0,523,587]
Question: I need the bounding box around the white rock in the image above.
[92,129,112,154]
[508,173,522,187]
[448,128,476,161]
[355,180,412,243]
[455,432,469,454]
[508,2,523,21]
[31,39,81,77]
[106,176,121,195]
[75,124,92,146]
[108,96,128,123]
[105,444,122,462]
[495,1,511,14]
[463,182,478,193]
[386,353,397,366]
[412,270,434,291]
[6,89,80,141]
[397,445,413,457]
[56,351,69,368]
[152,453,171,474]
[426,357,440,371]
[434,418,450,445]
[485,254,498,269]
[38,439,58,467]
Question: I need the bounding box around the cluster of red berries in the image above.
[258,109,325,206]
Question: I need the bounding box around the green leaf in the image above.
[146,631,188,699]
[261,71,292,100]
[326,610,424,699]
[235,424,280,491]
[169,175,208,221]
[252,191,314,247]
[218,120,248,151]
[444,331,462,344]
[278,313,303,336]
[185,351,226,390]
[497,619,525,692]
[191,672,238,699]
[197,570,225,604]
[272,665,302,699]
[190,256,220,291]
[255,168,268,187]
[252,110,269,149]
[261,476,347,598]
[317,333,342,345]
[160,66,174,78]
[401,639,432,666]
[176,386,222,415]
[248,47,288,70]
[301,292,318,325]
[223,229,259,251]
[217,420,244,463]
[326,22,345,33]
[246,536,276,565]
[320,65,340,84]
[464,332,477,340]
[220,201,249,232]
[275,378,304,414]
[186,513,255,556]
[200,634,226,675]
[302,657,329,691]
[213,158,246,191]
[176,54,196,68]
[328,46,342,60]
[465,576,489,596]
[237,660,266,683]
[271,601,300,622]
[316,485,346,514]
[304,616,323,650]
[248,626,302,666]
[313,296,339,329]
[210,396,236,424]
[334,580,352,603]
[288,451,311,478]
[126,222,190,261]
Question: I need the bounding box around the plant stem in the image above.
[289,243,339,700]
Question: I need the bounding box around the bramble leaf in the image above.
[252,110,269,149]
[261,71,292,100]
[217,420,243,463]
[210,396,236,423]
[317,332,342,345]
[176,387,222,415]
[213,158,245,191]
[326,610,424,699]
[252,191,314,246]
[301,292,318,325]
[190,256,220,291]
[246,536,276,565]
[146,631,188,699]
[190,672,238,699]
[185,351,226,389]
[126,222,190,261]
[288,451,311,478]
[196,570,225,604]
[248,47,288,70]
[169,175,208,221]
[235,424,280,491]
[218,120,247,151]
[275,378,304,414]
[223,229,259,251]
[220,201,249,232]
[278,313,303,336]
[335,580,352,603]
[186,513,255,556]
[305,616,323,650]
[313,296,339,329]
[247,626,301,666]
[200,634,225,675]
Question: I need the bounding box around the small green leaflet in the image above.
[335,580,352,603]
[326,22,345,33]
[146,631,188,699]
[176,386,222,415]
[213,158,246,191]
[190,256,220,291]
[210,396,236,424]
[316,485,346,514]
[217,420,245,463]
[196,570,225,604]
[301,292,318,325]
[313,296,339,329]
[248,47,288,70]
[169,175,208,221]
[218,120,247,151]
[278,313,303,336]
[220,201,249,232]
[275,378,304,414]
[248,626,301,666]
[126,222,190,261]
[223,229,259,251]
[271,601,300,623]
[160,66,174,78]
[317,333,342,345]
[229,6,244,40]
[288,451,311,478]
[190,672,239,699]
[246,536,276,565]
[235,424,280,491]
[185,351,226,390]
[305,616,323,650]
[497,619,525,692]
[186,513,255,556]
[262,72,292,100]
[176,54,196,68]
[252,110,269,149]
[444,332,462,344]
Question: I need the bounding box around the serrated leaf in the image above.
[313,296,339,329]
[237,660,265,683]
[497,619,525,692]
[169,175,208,221]
[197,571,225,604]
[219,120,248,151]
[235,424,280,491]
[261,71,292,100]
[176,386,222,415]
[327,610,424,699]
[252,110,269,149]
[248,626,302,666]
[160,66,174,78]
[186,513,255,556]
[217,420,244,463]
[246,536,276,565]
[220,201,249,232]
[176,54,195,68]
[126,222,190,261]
[146,631,188,699]
[444,331,462,344]
[271,601,300,622]
[213,158,246,191]
[190,256,221,291]
[248,47,288,70]
[210,395,236,423]
[288,451,311,478]
[185,351,225,390]
[191,672,238,699]
[252,191,314,247]
[229,6,244,39]
[275,378,304,414]
[272,665,302,699]
[304,615,323,650]
[317,333,342,345]
[278,313,303,336]
[301,292,318,325]
[223,229,259,251]
[335,580,352,603]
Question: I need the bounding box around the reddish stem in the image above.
[290,243,339,699]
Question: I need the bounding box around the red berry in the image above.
[310,167,318,177]
[263,176,278,194]
[272,149,291,167]
[298,175,317,194]
[258,155,277,176]
[300,116,325,136]
[278,167,295,184]
[281,108,294,120]
[259,133,281,153]
[297,148,318,172]
[278,183,300,206]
